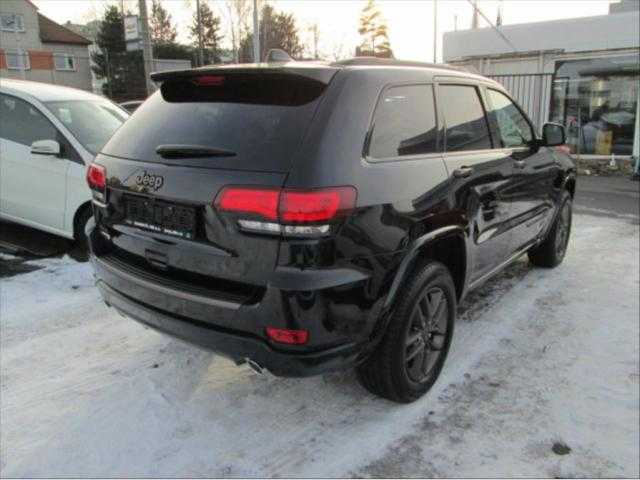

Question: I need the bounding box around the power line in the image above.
[465,0,519,54]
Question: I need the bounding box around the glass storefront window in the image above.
[550,55,639,156]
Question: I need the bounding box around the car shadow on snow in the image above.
[2,246,537,476]
[144,256,535,410]
[0,220,89,278]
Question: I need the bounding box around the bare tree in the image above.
[225,0,252,62]
[328,36,348,62]
[308,23,319,60]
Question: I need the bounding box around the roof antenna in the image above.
[265,49,293,63]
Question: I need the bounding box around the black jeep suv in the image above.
[88,58,575,402]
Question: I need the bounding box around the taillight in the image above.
[266,327,309,345]
[87,163,106,202]
[87,163,106,189]
[215,186,356,237]
[216,187,280,221]
[280,188,356,223]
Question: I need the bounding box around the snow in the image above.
[1,214,638,477]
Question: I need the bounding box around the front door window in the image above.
[486,89,534,148]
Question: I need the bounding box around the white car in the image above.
[0,79,128,243]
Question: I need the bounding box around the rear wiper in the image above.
[156,144,237,159]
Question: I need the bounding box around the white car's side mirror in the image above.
[31,139,60,156]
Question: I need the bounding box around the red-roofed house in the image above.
[0,0,92,91]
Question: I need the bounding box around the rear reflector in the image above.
[87,163,106,190]
[266,327,309,345]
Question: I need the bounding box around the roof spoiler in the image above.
[150,63,338,85]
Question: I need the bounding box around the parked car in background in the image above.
[88,59,575,402]
[0,79,128,244]
[119,100,144,114]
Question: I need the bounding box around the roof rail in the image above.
[332,57,467,72]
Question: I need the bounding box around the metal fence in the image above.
[487,73,554,132]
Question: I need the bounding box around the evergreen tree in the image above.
[357,0,393,58]
[190,1,224,64]
[150,0,177,44]
[90,6,146,100]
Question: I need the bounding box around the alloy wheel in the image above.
[404,287,449,383]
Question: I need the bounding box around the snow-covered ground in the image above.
[1,213,638,477]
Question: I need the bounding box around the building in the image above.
[0,0,92,91]
[443,0,639,171]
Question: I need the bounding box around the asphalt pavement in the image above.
[574,175,640,220]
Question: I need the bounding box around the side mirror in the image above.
[541,123,566,147]
[31,139,60,156]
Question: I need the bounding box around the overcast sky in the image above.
[32,0,613,62]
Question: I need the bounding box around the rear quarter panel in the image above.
[281,68,459,341]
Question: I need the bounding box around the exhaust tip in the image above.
[245,358,265,375]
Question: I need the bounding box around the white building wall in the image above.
[152,58,192,73]
[443,11,640,63]
[42,43,92,91]
[1,0,91,92]
[0,0,41,50]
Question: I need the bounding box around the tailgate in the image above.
[92,67,336,286]
[93,154,286,285]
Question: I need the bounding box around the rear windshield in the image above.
[101,73,329,172]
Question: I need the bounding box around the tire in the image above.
[357,261,456,403]
[528,191,572,268]
[72,205,93,259]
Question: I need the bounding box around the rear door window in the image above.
[101,73,330,172]
[439,85,492,152]
[368,85,439,159]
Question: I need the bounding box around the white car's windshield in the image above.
[45,100,128,155]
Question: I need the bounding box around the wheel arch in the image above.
[557,172,576,198]
[384,226,468,311]
[564,176,576,198]
[72,201,93,240]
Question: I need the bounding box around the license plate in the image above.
[124,196,196,239]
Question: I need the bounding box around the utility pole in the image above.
[138,0,154,95]
[433,0,437,63]
[466,0,519,53]
[311,23,319,60]
[252,0,260,62]
[471,0,479,29]
[195,0,204,66]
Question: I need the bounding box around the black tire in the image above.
[71,206,93,262]
[528,191,572,268]
[357,261,456,403]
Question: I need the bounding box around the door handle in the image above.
[514,160,526,169]
[453,166,473,178]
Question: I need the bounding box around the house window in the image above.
[54,54,75,71]
[5,51,30,70]
[0,13,25,32]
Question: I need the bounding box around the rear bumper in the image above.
[87,216,375,376]
[97,280,362,377]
